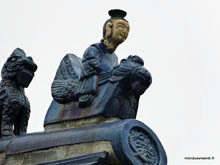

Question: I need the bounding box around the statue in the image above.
[0,48,37,138]
[78,9,130,107]
[0,10,167,165]
[52,9,130,107]
[45,9,152,124]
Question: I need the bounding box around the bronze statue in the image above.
[0,48,37,138]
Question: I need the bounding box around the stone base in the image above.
[44,116,120,132]
[38,152,109,165]
[3,141,119,165]
[0,119,167,165]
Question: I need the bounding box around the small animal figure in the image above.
[0,48,37,138]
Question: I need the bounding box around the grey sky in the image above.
[0,0,220,164]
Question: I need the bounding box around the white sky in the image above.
[0,0,220,164]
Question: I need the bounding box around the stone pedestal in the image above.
[0,119,167,165]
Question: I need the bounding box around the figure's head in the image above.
[1,48,37,88]
[102,9,130,45]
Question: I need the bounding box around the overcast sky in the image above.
[0,0,220,164]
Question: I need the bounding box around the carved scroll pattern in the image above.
[128,128,159,165]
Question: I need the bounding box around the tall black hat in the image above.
[108,9,127,18]
[102,9,128,40]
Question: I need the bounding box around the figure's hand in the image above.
[83,58,101,75]
[88,59,100,69]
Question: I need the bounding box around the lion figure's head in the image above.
[1,48,37,88]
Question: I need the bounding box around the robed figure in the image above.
[44,9,152,126]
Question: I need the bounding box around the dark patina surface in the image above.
[0,9,167,165]
[0,48,37,138]
[44,54,151,126]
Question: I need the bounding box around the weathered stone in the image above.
[45,116,120,132]
[0,119,167,165]
[39,152,110,165]
[0,153,5,165]
[3,141,119,165]
[0,9,167,165]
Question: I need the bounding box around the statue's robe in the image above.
[44,43,120,125]
[44,44,151,126]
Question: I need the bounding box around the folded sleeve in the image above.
[82,46,102,76]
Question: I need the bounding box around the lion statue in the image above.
[0,48,37,138]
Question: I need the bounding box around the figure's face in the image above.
[111,19,130,44]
